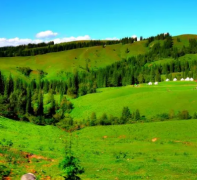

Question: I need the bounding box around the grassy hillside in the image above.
[0,116,67,179]
[145,53,197,67]
[0,34,197,80]
[173,34,197,49]
[70,81,197,121]
[1,116,197,179]
[0,41,148,80]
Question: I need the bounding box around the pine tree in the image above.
[125,48,130,53]
[60,89,64,103]
[135,109,141,120]
[60,96,68,118]
[193,112,197,119]
[26,87,32,114]
[4,79,9,99]
[8,74,14,96]
[49,93,56,116]
[0,71,4,94]
[90,112,97,126]
[17,89,27,118]
[121,107,131,123]
[100,113,108,125]
[59,133,84,180]
[37,89,44,116]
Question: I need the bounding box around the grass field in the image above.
[1,116,197,179]
[145,53,197,67]
[173,34,197,49]
[70,81,197,121]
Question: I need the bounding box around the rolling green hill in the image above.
[0,40,148,80]
[70,81,197,121]
[0,34,196,80]
[1,116,197,179]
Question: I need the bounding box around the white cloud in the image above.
[104,37,120,40]
[131,35,140,41]
[53,35,91,44]
[131,35,137,39]
[36,30,58,39]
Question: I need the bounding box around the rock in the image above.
[21,173,36,180]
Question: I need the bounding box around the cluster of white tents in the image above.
[166,77,194,82]
[148,77,194,85]
[148,82,158,85]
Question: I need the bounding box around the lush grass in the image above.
[145,57,174,67]
[1,116,197,179]
[70,81,197,121]
[77,119,197,180]
[179,54,197,62]
[0,116,67,179]
[173,34,197,49]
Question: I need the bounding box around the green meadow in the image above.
[70,81,197,121]
[1,116,197,179]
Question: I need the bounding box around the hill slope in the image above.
[70,81,197,120]
[0,34,197,80]
[0,41,148,80]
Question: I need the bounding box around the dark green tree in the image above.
[121,107,131,123]
[0,71,4,94]
[48,93,56,116]
[37,89,44,116]
[193,112,197,119]
[26,87,32,114]
[59,134,84,180]
[90,112,97,126]
[135,109,141,120]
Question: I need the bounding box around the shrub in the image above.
[156,113,169,121]
[193,112,197,119]
[59,155,84,180]
[177,110,191,120]
[0,165,11,179]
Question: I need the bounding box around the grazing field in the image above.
[70,81,197,121]
[1,116,197,179]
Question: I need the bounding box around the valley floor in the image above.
[1,117,197,179]
[70,81,197,121]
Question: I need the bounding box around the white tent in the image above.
[148,82,152,85]
[173,78,177,81]
[154,82,158,85]
[166,79,169,81]
[185,77,190,81]
[181,78,185,81]
[190,78,194,81]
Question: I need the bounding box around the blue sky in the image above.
[0,0,197,46]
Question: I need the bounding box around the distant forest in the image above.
[0,40,120,57]
[0,33,170,57]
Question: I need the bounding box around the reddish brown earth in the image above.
[152,138,158,142]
